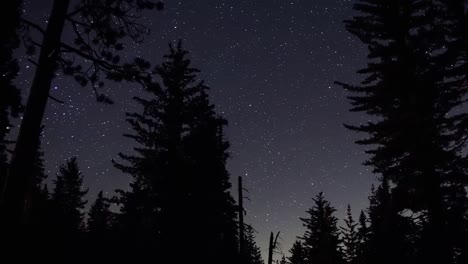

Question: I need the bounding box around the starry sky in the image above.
[16,0,375,259]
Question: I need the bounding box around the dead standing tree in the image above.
[268,231,280,264]
[1,0,163,226]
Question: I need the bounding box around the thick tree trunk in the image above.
[1,0,70,226]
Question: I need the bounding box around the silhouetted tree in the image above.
[86,190,115,260]
[288,240,307,264]
[299,192,343,264]
[337,1,468,263]
[87,191,113,234]
[24,137,53,257]
[0,0,22,202]
[355,210,369,264]
[340,205,359,264]
[52,157,87,234]
[244,225,264,264]
[365,181,416,264]
[112,177,156,260]
[29,136,50,227]
[438,3,468,262]
[3,0,163,225]
[115,41,239,263]
[47,157,87,261]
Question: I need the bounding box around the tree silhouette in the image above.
[47,157,88,261]
[437,2,468,262]
[340,205,359,264]
[29,136,50,227]
[112,177,156,260]
[87,190,115,261]
[337,1,468,263]
[355,211,369,264]
[24,137,53,257]
[115,41,239,263]
[244,225,264,264]
[0,0,22,202]
[366,181,416,264]
[288,240,307,264]
[87,190,113,234]
[2,0,163,225]
[299,192,343,264]
[52,157,88,234]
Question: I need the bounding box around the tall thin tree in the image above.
[299,192,343,264]
[340,205,360,264]
[2,0,163,225]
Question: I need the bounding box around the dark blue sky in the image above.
[17,0,374,259]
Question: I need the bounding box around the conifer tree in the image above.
[52,157,88,234]
[115,41,239,263]
[337,1,468,263]
[356,211,369,264]
[47,157,87,261]
[0,0,22,199]
[29,137,50,228]
[438,2,468,262]
[340,205,359,264]
[87,191,113,235]
[3,0,163,225]
[288,240,307,264]
[299,192,343,264]
[86,190,114,260]
[244,225,264,264]
[366,181,415,264]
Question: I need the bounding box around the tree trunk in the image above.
[1,0,70,226]
[268,232,274,264]
[268,231,280,264]
[238,176,245,257]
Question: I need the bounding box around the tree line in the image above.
[1,0,468,264]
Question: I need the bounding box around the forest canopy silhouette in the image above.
[1,0,468,264]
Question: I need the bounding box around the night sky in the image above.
[16,0,374,258]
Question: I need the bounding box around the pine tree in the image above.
[340,205,359,264]
[299,192,343,264]
[111,177,156,261]
[244,225,264,264]
[52,157,88,234]
[87,191,113,235]
[356,211,369,264]
[3,0,162,225]
[366,181,416,264]
[438,3,468,262]
[47,157,88,261]
[86,190,115,261]
[337,1,468,263]
[29,136,50,228]
[0,0,22,203]
[288,240,307,264]
[25,138,52,257]
[115,41,239,263]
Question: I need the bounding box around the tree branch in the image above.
[20,18,46,34]
[49,95,65,104]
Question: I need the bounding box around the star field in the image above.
[16,0,375,258]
